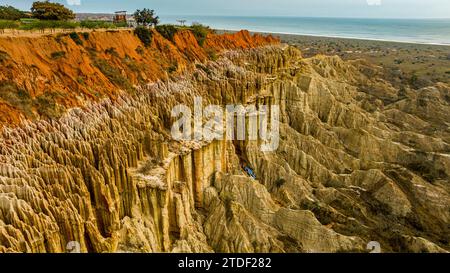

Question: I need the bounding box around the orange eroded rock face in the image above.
[205,30,280,50]
[0,100,21,124]
[0,29,278,128]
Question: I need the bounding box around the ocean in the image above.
[160,15,450,45]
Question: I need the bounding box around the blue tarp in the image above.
[244,166,256,179]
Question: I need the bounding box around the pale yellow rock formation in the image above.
[0,44,449,253]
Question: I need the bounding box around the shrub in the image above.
[167,64,177,74]
[409,74,419,86]
[190,23,211,46]
[0,20,20,29]
[275,178,286,188]
[105,47,119,57]
[86,47,97,57]
[54,33,65,43]
[80,20,116,29]
[69,32,83,45]
[135,46,144,55]
[0,50,9,63]
[134,26,153,47]
[124,55,140,72]
[155,24,178,42]
[50,51,65,59]
[18,20,78,31]
[81,32,89,40]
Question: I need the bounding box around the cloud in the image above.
[67,0,81,5]
[366,0,382,6]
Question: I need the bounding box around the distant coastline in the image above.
[161,15,450,46]
[218,28,450,46]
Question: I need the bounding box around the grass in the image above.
[93,58,134,92]
[0,19,19,30]
[123,55,140,73]
[190,23,211,46]
[0,82,34,118]
[0,82,65,120]
[79,20,117,29]
[114,21,128,28]
[19,20,78,31]
[34,92,65,119]
[0,19,128,31]
[83,21,126,29]
[206,48,218,61]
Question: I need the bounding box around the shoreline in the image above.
[217,28,450,47]
[245,29,449,88]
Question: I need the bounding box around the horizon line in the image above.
[75,13,450,20]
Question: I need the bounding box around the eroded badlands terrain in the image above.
[0,30,449,253]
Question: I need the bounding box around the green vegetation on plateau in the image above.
[155,23,214,46]
[0,2,128,31]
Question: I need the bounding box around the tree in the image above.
[176,19,186,26]
[0,5,27,20]
[31,1,75,21]
[133,8,159,27]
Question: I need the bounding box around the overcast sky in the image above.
[3,0,450,18]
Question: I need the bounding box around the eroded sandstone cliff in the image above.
[0,30,449,253]
[0,29,278,127]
